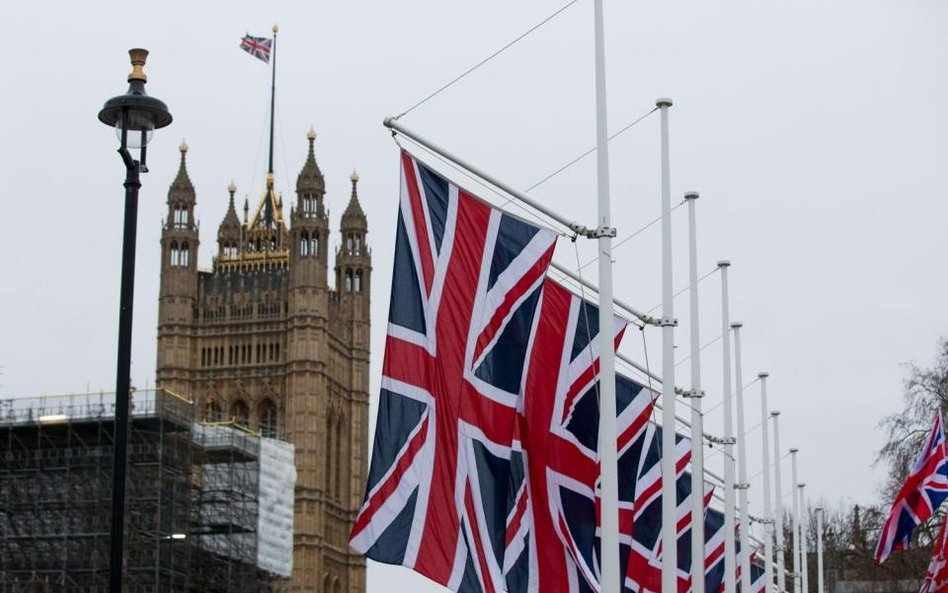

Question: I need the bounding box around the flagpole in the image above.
[815,507,825,593]
[758,372,774,593]
[592,2,620,592]
[719,260,737,593]
[731,322,751,593]
[790,448,801,593]
[267,24,278,177]
[799,483,810,593]
[684,191,705,593]
[772,411,787,593]
[657,97,677,593]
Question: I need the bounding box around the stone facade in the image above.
[155,130,370,593]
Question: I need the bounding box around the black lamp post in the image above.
[97,48,171,593]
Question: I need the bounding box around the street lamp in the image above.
[97,48,172,593]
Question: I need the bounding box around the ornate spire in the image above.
[219,181,242,234]
[341,169,366,229]
[296,127,325,193]
[169,139,194,196]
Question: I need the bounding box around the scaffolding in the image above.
[0,390,292,593]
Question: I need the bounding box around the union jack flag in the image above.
[703,508,727,592]
[623,426,713,593]
[350,151,557,593]
[502,278,661,593]
[240,34,272,63]
[876,413,948,564]
[731,550,766,593]
[503,278,631,591]
[705,517,766,593]
[921,513,948,593]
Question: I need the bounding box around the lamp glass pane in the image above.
[114,109,156,148]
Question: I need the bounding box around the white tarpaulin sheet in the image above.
[257,437,296,577]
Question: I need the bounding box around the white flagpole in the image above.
[657,97,678,593]
[719,260,737,593]
[731,323,751,593]
[685,191,705,593]
[800,483,810,593]
[758,373,774,593]
[815,507,825,593]
[790,448,801,593]
[592,2,620,592]
[772,411,786,593]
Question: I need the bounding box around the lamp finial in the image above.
[128,48,149,82]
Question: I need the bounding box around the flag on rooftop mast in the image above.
[240,26,279,227]
[240,34,273,63]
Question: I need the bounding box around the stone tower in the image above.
[155,130,370,593]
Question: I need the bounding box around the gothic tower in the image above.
[155,131,370,593]
[330,170,371,593]
[156,141,199,399]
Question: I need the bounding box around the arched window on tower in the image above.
[173,206,189,228]
[311,232,319,257]
[173,206,180,228]
[354,235,361,255]
[300,231,309,256]
[170,241,179,266]
[346,234,353,253]
[344,269,353,292]
[232,400,249,427]
[354,269,363,293]
[259,399,278,437]
[181,242,189,267]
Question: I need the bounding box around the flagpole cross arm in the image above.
[734,483,751,490]
[707,435,736,445]
[588,225,616,238]
[750,514,775,525]
[658,316,678,327]
[683,389,706,399]
[383,116,598,238]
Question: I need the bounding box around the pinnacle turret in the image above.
[219,182,242,234]
[340,169,366,231]
[169,140,194,196]
[165,140,196,231]
[217,182,241,258]
[296,127,325,193]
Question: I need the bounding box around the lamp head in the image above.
[98,48,172,151]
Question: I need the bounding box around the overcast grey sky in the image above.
[2,0,947,590]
